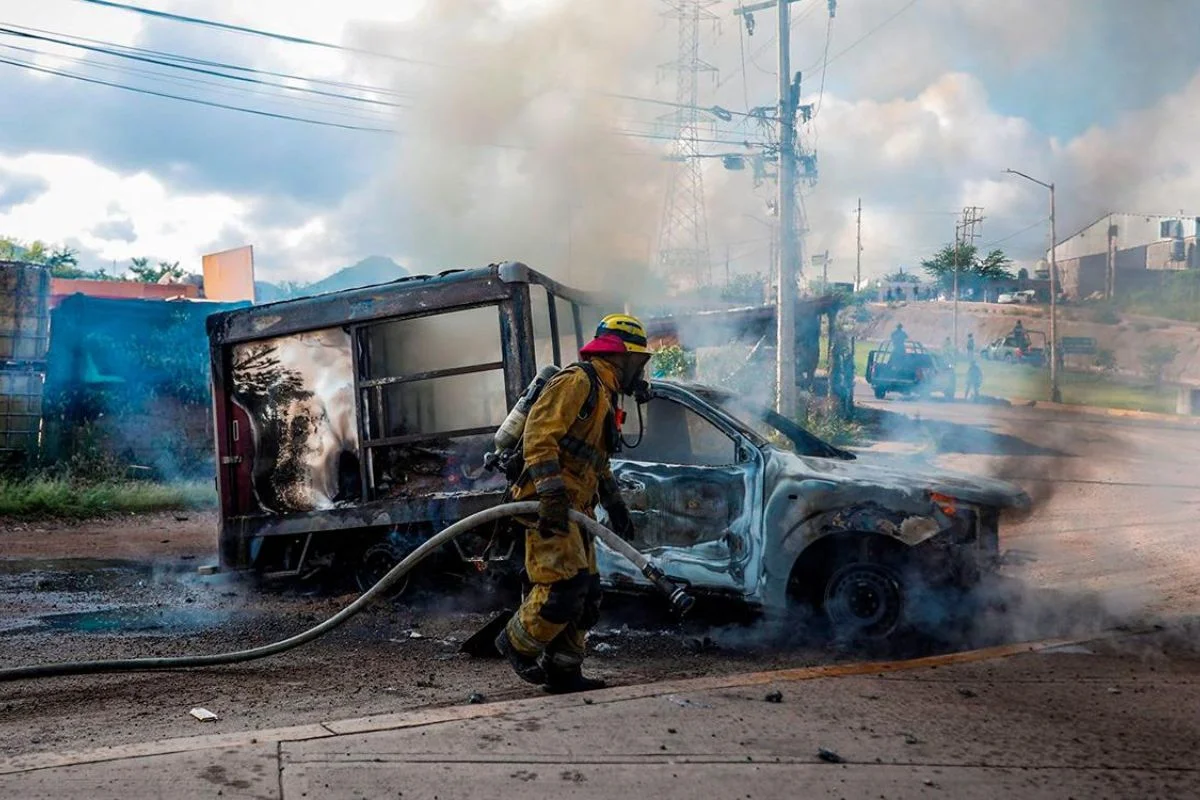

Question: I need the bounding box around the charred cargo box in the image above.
[206,262,611,585]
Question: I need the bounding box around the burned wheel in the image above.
[355,541,412,596]
[823,561,904,641]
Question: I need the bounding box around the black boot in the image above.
[494,628,546,685]
[542,666,607,694]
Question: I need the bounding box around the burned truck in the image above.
[208,263,1029,639]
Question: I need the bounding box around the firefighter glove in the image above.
[537,488,571,538]
[605,500,635,540]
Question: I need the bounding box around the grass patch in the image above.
[853,342,1173,413]
[0,479,216,520]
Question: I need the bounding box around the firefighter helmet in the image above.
[579,313,652,356]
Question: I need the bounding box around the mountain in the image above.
[254,256,409,302]
[304,256,409,296]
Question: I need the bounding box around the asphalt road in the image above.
[2,397,1197,760]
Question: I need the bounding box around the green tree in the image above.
[127,257,185,283]
[882,269,921,283]
[22,240,48,264]
[976,248,1015,281]
[45,246,86,278]
[921,244,1015,290]
[921,243,978,290]
[0,237,23,260]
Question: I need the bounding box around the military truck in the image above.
[207,263,1028,639]
[865,339,957,400]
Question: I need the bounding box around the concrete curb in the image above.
[1024,399,1200,427]
[0,634,1101,777]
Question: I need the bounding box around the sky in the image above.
[0,0,1198,291]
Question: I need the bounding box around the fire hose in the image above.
[0,502,694,683]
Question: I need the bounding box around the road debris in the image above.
[592,642,618,655]
[764,690,783,703]
[189,707,218,722]
[817,748,844,764]
[667,695,713,709]
[467,692,486,704]
[685,636,719,654]
[957,687,978,698]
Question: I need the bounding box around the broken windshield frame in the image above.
[679,384,856,461]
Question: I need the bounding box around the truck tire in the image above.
[873,386,887,400]
[355,540,412,596]
[822,559,906,641]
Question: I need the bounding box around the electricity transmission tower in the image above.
[655,0,719,289]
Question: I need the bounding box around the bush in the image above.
[1092,305,1121,325]
[1133,321,1152,333]
[650,345,695,379]
[1093,348,1118,373]
[1140,343,1179,386]
[800,400,863,446]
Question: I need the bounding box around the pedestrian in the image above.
[889,323,908,353]
[966,332,975,359]
[966,359,983,402]
[496,314,650,694]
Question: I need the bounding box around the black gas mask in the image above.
[617,353,652,398]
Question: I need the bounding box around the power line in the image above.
[0,26,407,109]
[981,218,1048,249]
[0,49,754,153]
[0,55,395,133]
[0,41,395,125]
[3,22,413,98]
[804,0,919,79]
[76,0,447,67]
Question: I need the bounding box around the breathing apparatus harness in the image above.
[484,361,646,485]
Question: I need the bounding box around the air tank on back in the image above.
[492,364,561,456]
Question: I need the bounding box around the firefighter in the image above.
[495,314,651,693]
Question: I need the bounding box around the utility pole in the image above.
[855,198,862,291]
[734,0,824,414]
[952,206,984,358]
[1050,182,1059,402]
[1005,169,1060,403]
[775,0,799,416]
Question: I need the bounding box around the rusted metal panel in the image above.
[209,268,512,344]
[225,490,506,542]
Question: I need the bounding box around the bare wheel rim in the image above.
[824,562,903,639]
[356,543,412,596]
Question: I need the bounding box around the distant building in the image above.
[1050,212,1200,300]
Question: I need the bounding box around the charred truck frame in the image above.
[209,262,1030,639]
[208,262,609,590]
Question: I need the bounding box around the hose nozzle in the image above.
[642,563,695,617]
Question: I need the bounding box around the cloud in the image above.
[0,170,49,211]
[0,152,247,267]
[89,217,136,242]
[0,0,1199,292]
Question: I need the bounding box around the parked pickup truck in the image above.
[207,263,1029,640]
[981,330,1047,365]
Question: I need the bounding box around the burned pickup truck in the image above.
[207,263,1029,639]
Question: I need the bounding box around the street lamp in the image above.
[1004,168,1061,403]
